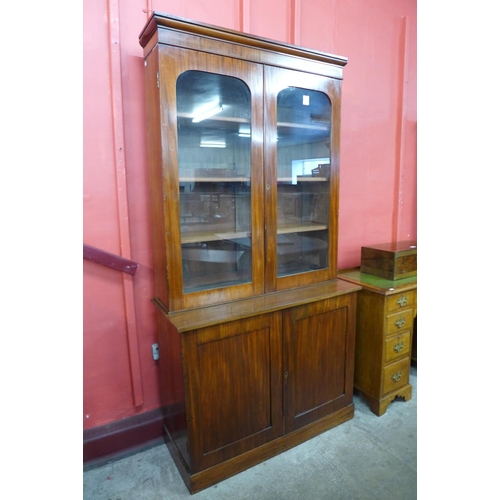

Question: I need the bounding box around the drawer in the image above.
[386,290,415,313]
[385,309,414,336]
[384,331,411,363]
[382,358,409,395]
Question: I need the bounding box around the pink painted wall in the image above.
[83,0,416,430]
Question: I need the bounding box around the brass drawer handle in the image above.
[392,371,402,382]
[396,296,408,307]
[395,318,406,328]
[393,341,404,353]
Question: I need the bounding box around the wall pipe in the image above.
[107,0,144,407]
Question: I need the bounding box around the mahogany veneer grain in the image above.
[140,12,355,493]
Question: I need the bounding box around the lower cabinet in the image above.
[153,281,359,493]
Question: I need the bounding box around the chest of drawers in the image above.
[339,268,416,416]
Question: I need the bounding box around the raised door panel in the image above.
[184,313,282,472]
[157,45,266,311]
[283,294,355,433]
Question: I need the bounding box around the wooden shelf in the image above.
[277,222,328,234]
[179,177,250,183]
[177,113,328,132]
[277,121,329,131]
[181,223,326,243]
[181,176,327,183]
[277,177,329,183]
[177,112,250,124]
[181,230,251,244]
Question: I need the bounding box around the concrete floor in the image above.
[83,366,416,499]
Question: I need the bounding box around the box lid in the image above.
[362,241,417,254]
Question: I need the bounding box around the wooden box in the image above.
[360,241,417,280]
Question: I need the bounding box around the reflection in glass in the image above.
[176,71,252,293]
[276,87,332,277]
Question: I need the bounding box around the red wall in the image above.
[83,0,416,430]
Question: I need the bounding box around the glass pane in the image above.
[176,71,252,293]
[276,87,331,277]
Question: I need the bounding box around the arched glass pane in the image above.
[176,71,252,293]
[276,87,331,277]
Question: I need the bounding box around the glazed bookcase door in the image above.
[264,66,341,292]
[158,46,265,311]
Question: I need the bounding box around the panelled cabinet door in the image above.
[183,313,283,472]
[158,46,266,311]
[282,295,355,433]
[264,66,341,293]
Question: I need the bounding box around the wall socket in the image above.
[152,343,159,361]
